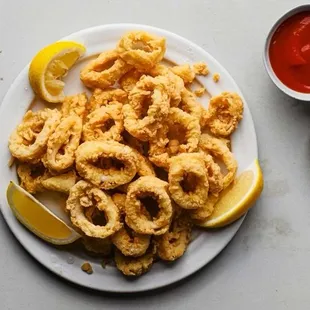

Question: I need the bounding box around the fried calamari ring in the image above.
[125,176,173,235]
[179,89,202,121]
[168,153,209,210]
[9,109,61,162]
[189,194,219,221]
[156,210,192,261]
[114,245,156,276]
[171,64,195,84]
[45,115,82,173]
[81,235,112,256]
[61,93,88,120]
[75,141,137,190]
[82,102,123,142]
[119,69,143,92]
[199,133,237,189]
[117,31,166,70]
[80,50,132,89]
[201,153,224,195]
[41,170,77,194]
[66,180,122,238]
[123,75,170,141]
[202,92,243,136]
[17,162,50,194]
[149,64,184,106]
[149,107,200,170]
[112,192,150,258]
[88,88,127,112]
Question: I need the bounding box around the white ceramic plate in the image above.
[0,24,258,293]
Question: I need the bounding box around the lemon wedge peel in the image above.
[197,159,264,228]
[7,181,80,245]
[29,41,86,103]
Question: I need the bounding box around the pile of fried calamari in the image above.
[8,31,243,277]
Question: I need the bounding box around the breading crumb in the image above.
[81,262,93,274]
[192,62,209,76]
[213,73,220,83]
[194,87,206,97]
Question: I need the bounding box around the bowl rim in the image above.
[263,4,310,101]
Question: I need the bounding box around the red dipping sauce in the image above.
[269,11,310,93]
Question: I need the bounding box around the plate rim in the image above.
[0,23,257,293]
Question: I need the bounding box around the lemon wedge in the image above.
[7,181,80,245]
[29,41,86,103]
[197,159,264,228]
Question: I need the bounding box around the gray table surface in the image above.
[0,0,309,309]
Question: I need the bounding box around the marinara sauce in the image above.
[269,12,310,93]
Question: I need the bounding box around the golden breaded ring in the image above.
[88,88,127,112]
[148,64,184,106]
[119,69,143,93]
[46,115,82,173]
[75,141,137,190]
[17,162,50,194]
[66,180,122,238]
[61,93,88,120]
[199,133,237,189]
[111,192,151,257]
[168,153,209,209]
[149,107,201,170]
[114,245,156,276]
[179,89,202,121]
[9,109,61,162]
[202,92,243,136]
[80,50,132,89]
[41,170,77,194]
[156,210,192,261]
[82,102,123,142]
[125,176,173,235]
[117,31,166,70]
[123,75,170,141]
[190,194,219,221]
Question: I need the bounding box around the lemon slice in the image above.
[6,181,80,245]
[197,159,264,228]
[29,41,86,103]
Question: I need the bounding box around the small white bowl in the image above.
[263,4,310,101]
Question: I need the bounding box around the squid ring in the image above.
[125,176,173,235]
[80,50,132,89]
[190,194,219,221]
[88,88,127,112]
[75,141,137,190]
[119,69,143,92]
[66,180,122,238]
[123,75,170,141]
[178,89,202,121]
[46,115,82,173]
[81,235,112,256]
[199,133,237,188]
[149,107,200,170]
[168,153,209,209]
[82,102,123,142]
[117,31,166,70]
[114,245,156,276]
[9,109,61,162]
[202,92,243,136]
[17,162,50,194]
[156,210,192,261]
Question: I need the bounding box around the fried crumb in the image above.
[194,87,206,97]
[213,73,220,83]
[81,262,93,274]
[192,62,209,76]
